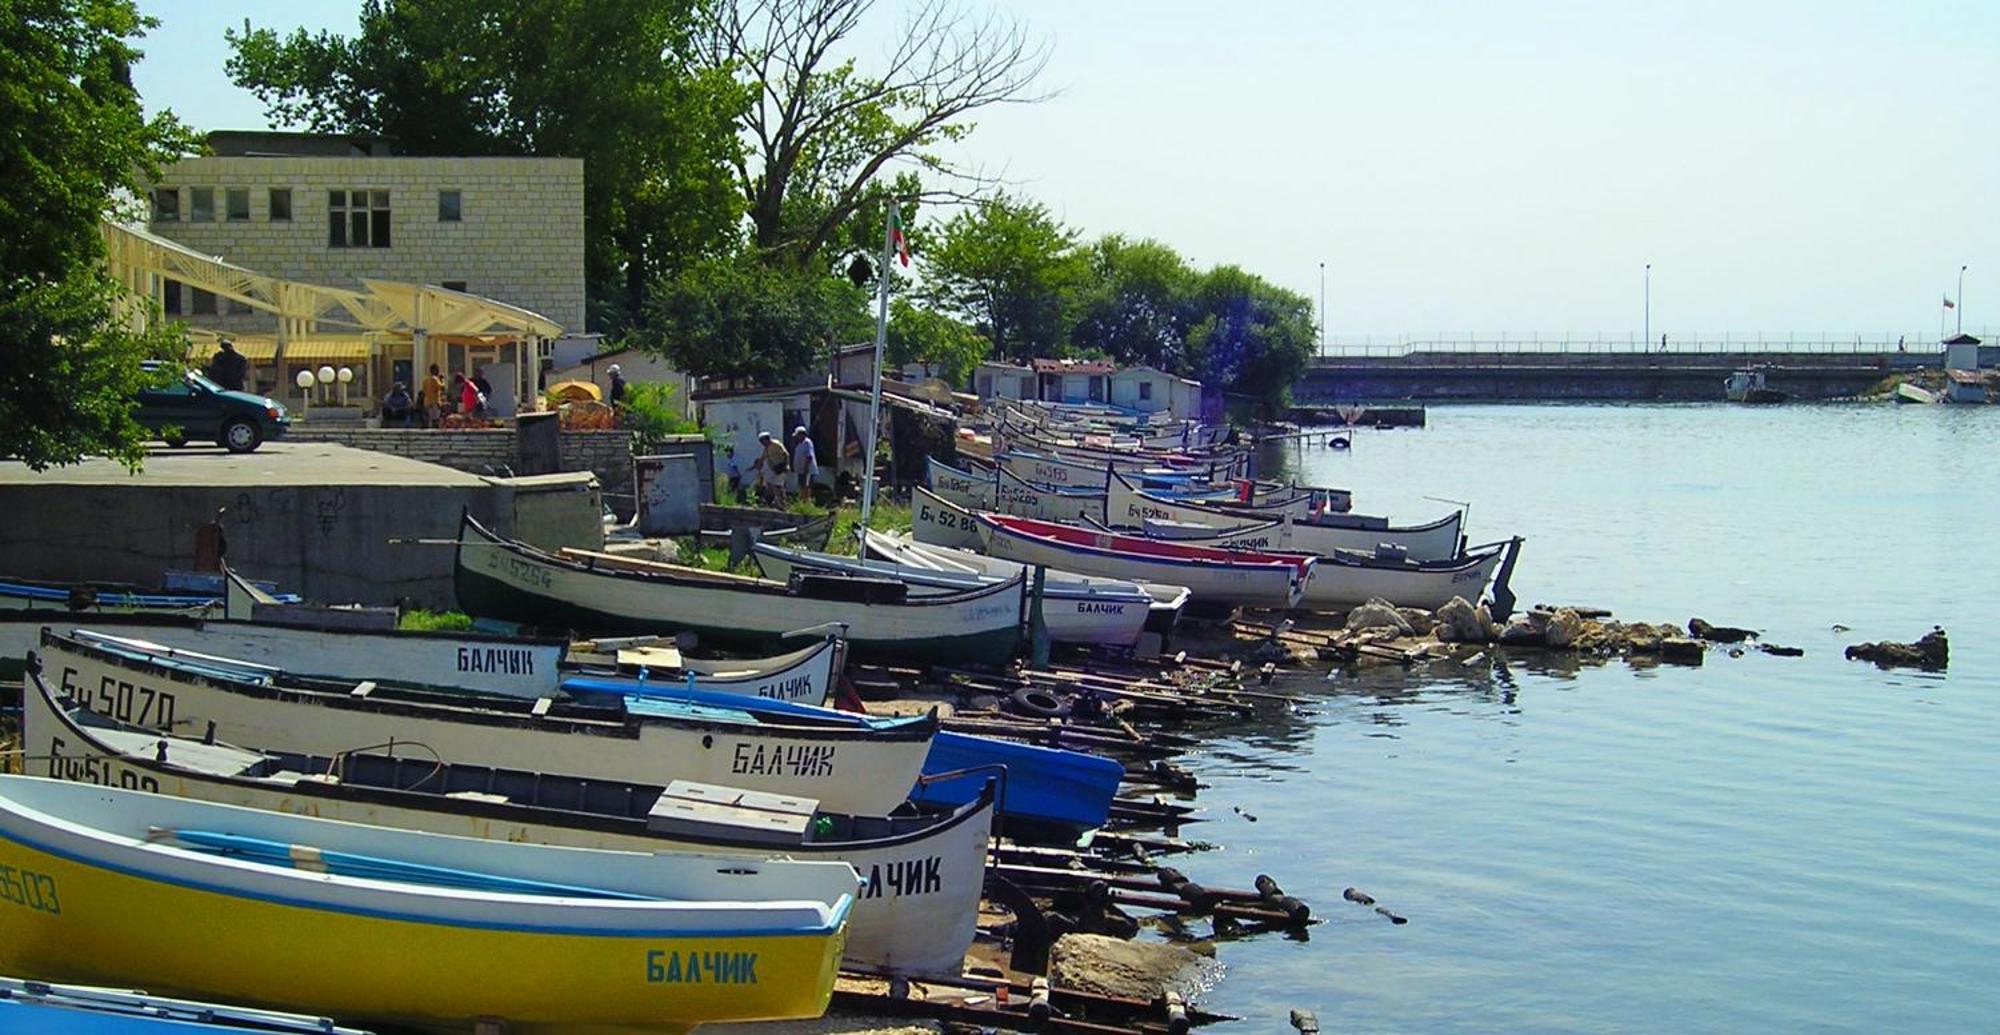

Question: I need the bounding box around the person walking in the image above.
[752,430,791,507]
[419,364,447,427]
[472,366,493,410]
[608,363,628,405]
[206,338,248,392]
[790,425,819,501]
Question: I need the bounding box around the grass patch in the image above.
[399,609,474,632]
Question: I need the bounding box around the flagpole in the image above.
[857,207,896,558]
[1958,265,1967,335]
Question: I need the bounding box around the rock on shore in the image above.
[1048,933,1218,1001]
[1845,627,1948,669]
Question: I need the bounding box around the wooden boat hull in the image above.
[36,630,935,818]
[976,514,1311,609]
[0,776,854,1033]
[867,523,1190,636]
[455,513,1023,668]
[1111,473,1467,562]
[22,675,987,979]
[925,457,1102,524]
[567,680,1126,841]
[1296,543,1512,610]
[751,543,1152,648]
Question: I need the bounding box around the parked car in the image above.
[135,361,291,453]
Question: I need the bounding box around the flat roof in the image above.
[0,442,490,489]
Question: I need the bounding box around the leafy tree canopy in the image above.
[226,0,745,330]
[920,192,1083,363]
[886,298,986,385]
[632,256,870,385]
[0,0,192,470]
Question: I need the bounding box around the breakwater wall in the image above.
[1301,350,1944,402]
[286,427,645,518]
[0,443,600,609]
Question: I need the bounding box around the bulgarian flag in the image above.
[890,208,912,267]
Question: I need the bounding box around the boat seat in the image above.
[645,780,818,846]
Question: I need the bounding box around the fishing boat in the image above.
[1105,471,1467,562]
[975,514,1315,609]
[864,524,1191,636]
[36,629,935,817]
[455,512,1024,667]
[1,604,841,706]
[993,449,1337,508]
[926,456,1102,525]
[0,976,373,1034]
[0,775,856,1032]
[1723,366,1789,404]
[562,674,1126,842]
[749,540,1154,648]
[21,671,990,979]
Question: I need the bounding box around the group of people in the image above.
[727,426,818,506]
[381,364,493,427]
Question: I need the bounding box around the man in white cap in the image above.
[790,425,818,501]
[752,430,791,506]
[607,363,627,405]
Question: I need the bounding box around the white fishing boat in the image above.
[925,457,1103,524]
[864,526,1190,635]
[0,774,856,1031]
[750,540,1153,647]
[0,610,840,706]
[21,670,990,979]
[974,514,1314,609]
[1106,472,1467,562]
[455,513,1023,668]
[992,449,1336,508]
[35,629,937,817]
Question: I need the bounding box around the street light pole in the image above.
[1643,263,1651,350]
[1318,262,1327,354]
[1958,264,1967,335]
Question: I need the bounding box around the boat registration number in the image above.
[42,735,162,794]
[0,863,60,916]
[57,665,177,730]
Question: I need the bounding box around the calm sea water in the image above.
[1171,404,2000,1033]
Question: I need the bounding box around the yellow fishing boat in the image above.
[0,776,856,1033]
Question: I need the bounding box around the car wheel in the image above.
[220,418,262,454]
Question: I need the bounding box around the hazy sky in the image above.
[133,0,1996,341]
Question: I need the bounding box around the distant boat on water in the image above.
[1724,366,1789,404]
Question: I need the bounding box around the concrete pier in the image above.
[0,442,600,608]
[1302,349,1938,401]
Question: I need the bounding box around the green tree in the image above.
[699,0,1050,269]
[633,256,871,384]
[921,193,1083,363]
[0,0,192,470]
[226,0,745,330]
[886,299,988,385]
[1183,265,1316,418]
[1070,234,1196,373]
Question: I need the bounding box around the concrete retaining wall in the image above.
[288,427,640,517]
[0,443,601,610]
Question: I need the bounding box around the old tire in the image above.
[1008,687,1070,719]
[220,418,262,454]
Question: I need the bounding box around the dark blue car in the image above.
[135,362,291,453]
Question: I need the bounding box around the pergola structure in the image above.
[100,221,564,413]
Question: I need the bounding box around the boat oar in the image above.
[149,828,658,901]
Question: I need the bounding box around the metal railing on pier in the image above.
[1314,328,1995,359]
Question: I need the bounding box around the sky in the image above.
[132,0,1998,341]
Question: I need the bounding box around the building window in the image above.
[441,280,468,293]
[225,188,250,221]
[329,189,391,248]
[191,289,217,316]
[269,188,292,222]
[190,187,214,222]
[162,280,182,314]
[438,190,462,222]
[151,188,179,222]
[1138,381,1153,401]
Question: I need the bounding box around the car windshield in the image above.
[184,370,227,393]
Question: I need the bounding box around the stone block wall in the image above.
[142,155,585,331]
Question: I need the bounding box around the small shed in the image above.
[1032,358,1113,404]
[975,361,1035,402]
[1109,365,1203,419]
